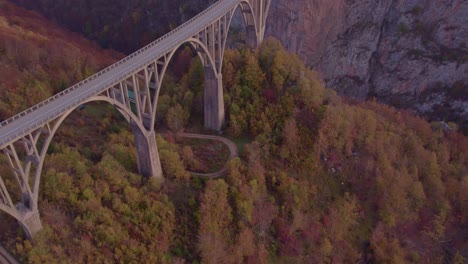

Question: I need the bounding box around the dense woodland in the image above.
[0,0,120,120]
[0,1,467,263]
[11,0,216,53]
[11,0,468,139]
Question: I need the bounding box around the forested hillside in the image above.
[12,0,467,134]
[1,22,467,262]
[0,0,467,262]
[0,0,120,121]
[11,0,216,53]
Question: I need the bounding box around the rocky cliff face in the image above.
[9,0,468,130]
[266,0,468,130]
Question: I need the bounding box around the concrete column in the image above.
[17,208,42,240]
[246,25,258,47]
[256,29,264,45]
[204,66,225,130]
[132,125,163,179]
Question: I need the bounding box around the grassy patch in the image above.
[83,103,110,119]
[430,46,468,64]
[179,138,230,174]
[398,23,410,34]
[408,49,425,59]
[447,81,467,100]
[410,5,423,16]
[229,136,252,155]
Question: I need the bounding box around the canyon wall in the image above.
[266,0,468,128]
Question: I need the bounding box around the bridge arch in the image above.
[0,0,271,240]
[30,96,148,209]
[233,0,260,47]
[149,1,262,130]
[149,37,220,130]
[0,95,157,239]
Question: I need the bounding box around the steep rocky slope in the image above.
[266,0,468,130]
[10,0,468,131]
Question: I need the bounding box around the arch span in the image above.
[149,2,263,130]
[234,0,259,47]
[0,0,271,240]
[149,37,223,130]
[0,95,161,239]
[31,96,150,209]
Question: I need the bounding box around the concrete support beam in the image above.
[204,66,225,130]
[256,30,264,45]
[246,25,258,47]
[132,125,163,179]
[0,0,272,241]
[17,208,42,240]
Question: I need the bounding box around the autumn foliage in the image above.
[0,4,466,262]
[0,0,119,120]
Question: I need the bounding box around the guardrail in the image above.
[0,245,19,264]
[0,0,238,146]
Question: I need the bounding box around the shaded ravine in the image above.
[178,133,238,178]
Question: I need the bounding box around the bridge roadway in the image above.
[0,0,242,149]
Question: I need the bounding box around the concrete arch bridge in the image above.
[0,0,270,239]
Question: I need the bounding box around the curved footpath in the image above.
[0,134,237,264]
[178,133,238,178]
[0,245,18,264]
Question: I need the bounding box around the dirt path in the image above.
[178,132,238,178]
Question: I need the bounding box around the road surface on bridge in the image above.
[0,0,242,149]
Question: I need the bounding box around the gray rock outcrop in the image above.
[266,0,468,129]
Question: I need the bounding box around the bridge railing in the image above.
[0,0,231,145]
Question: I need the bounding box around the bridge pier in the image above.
[246,25,258,47]
[0,0,272,241]
[17,206,42,240]
[132,125,163,179]
[204,66,225,131]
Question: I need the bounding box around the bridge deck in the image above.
[0,0,240,149]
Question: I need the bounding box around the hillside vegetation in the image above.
[11,0,216,53]
[1,35,466,263]
[12,0,468,134]
[0,0,119,120]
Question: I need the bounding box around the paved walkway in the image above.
[0,245,18,264]
[178,133,238,178]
